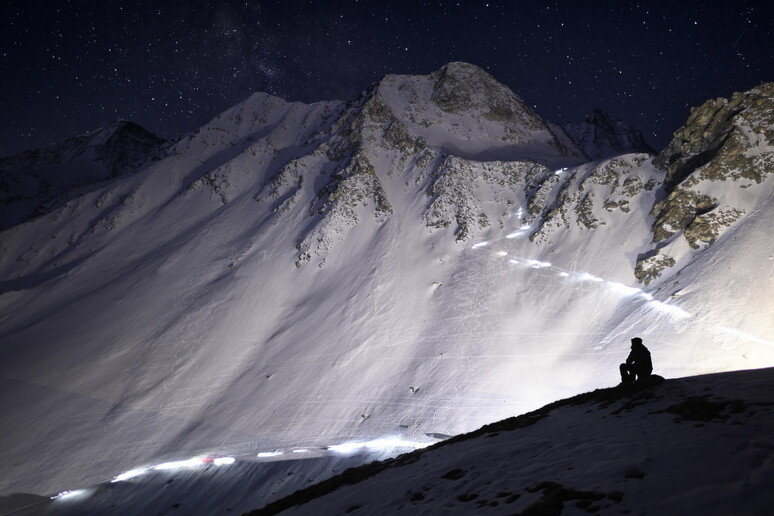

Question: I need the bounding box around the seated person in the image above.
[620,337,652,383]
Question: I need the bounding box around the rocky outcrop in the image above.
[652,87,774,188]
[649,83,774,246]
[528,155,658,243]
[631,83,774,283]
[424,157,548,242]
[634,252,676,285]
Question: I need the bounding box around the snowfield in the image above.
[4,367,773,515]
[247,367,774,516]
[0,63,772,510]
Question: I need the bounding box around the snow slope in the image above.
[248,367,774,516]
[0,64,772,500]
[9,367,772,515]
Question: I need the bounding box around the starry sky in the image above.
[1,0,772,157]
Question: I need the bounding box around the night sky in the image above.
[1,0,773,157]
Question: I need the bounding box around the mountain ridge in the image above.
[244,366,774,516]
[1,63,772,498]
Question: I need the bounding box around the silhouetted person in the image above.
[620,337,652,384]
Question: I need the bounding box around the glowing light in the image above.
[506,231,525,239]
[152,458,205,471]
[327,442,364,454]
[472,241,490,249]
[257,451,283,458]
[527,259,551,268]
[292,449,309,453]
[606,281,642,296]
[213,457,236,466]
[577,272,604,282]
[51,489,86,500]
[364,438,432,451]
[508,259,520,265]
[495,251,508,257]
[112,468,148,483]
[647,300,691,319]
[559,272,569,277]
[327,437,431,455]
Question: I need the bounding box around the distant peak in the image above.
[563,110,655,160]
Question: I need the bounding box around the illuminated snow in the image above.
[606,281,643,296]
[328,437,432,455]
[647,300,691,319]
[718,326,774,347]
[51,489,87,500]
[257,451,283,458]
[471,241,490,248]
[577,272,604,282]
[213,457,236,466]
[153,458,206,471]
[111,468,148,483]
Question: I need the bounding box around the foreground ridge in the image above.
[246,368,774,515]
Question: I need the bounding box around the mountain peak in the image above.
[563,109,655,160]
[368,63,584,164]
[0,119,166,229]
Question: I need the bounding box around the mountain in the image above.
[563,109,656,160]
[0,63,772,503]
[246,368,774,516]
[8,368,773,515]
[0,121,167,230]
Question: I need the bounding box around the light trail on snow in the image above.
[50,437,434,505]
[471,236,693,320]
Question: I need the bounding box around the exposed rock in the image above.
[650,191,718,243]
[429,62,544,132]
[683,207,744,249]
[634,253,676,285]
[424,157,546,242]
[563,109,655,160]
[649,83,774,249]
[528,154,658,242]
[0,121,166,229]
[653,83,774,188]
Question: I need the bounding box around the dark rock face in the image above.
[563,109,655,160]
[0,121,166,229]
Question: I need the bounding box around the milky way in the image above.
[1,0,772,156]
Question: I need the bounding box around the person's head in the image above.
[631,337,643,347]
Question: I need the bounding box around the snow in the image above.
[10,368,772,515]
[0,64,773,513]
[249,368,774,516]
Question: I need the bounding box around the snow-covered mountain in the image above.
[563,109,656,160]
[0,121,166,230]
[245,367,774,516]
[1,62,772,504]
[8,368,773,515]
